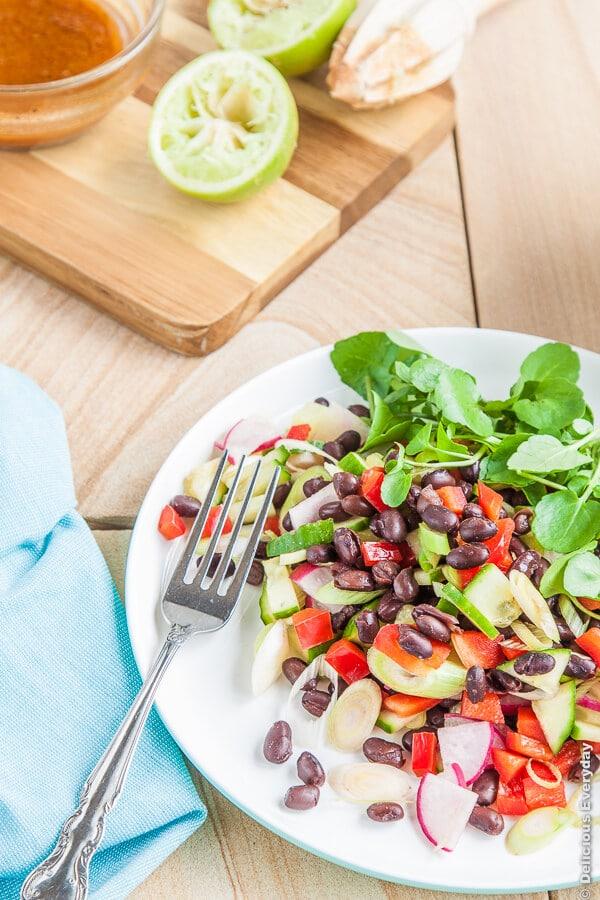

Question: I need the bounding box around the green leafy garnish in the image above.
[563,551,600,599]
[519,342,580,383]
[532,491,600,553]
[381,464,411,508]
[508,435,590,473]
[434,369,494,437]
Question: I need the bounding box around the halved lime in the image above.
[149,50,298,202]
[208,0,357,77]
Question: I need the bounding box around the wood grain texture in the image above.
[93,531,550,900]
[454,0,600,351]
[0,1,454,356]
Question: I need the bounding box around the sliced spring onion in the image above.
[508,570,560,643]
[328,763,412,805]
[286,653,339,748]
[251,620,289,695]
[558,594,588,638]
[525,759,562,789]
[327,678,381,752]
[506,807,578,855]
[511,620,553,651]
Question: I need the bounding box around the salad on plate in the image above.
[157,331,600,855]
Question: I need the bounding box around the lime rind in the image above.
[208,0,357,77]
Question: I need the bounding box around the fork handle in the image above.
[21,623,192,900]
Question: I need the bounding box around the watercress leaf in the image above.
[572,418,594,436]
[567,473,590,496]
[507,434,591,473]
[520,342,580,384]
[434,368,494,437]
[532,491,600,553]
[523,482,546,506]
[331,332,405,399]
[406,422,432,455]
[410,358,448,393]
[539,548,583,598]
[484,435,529,484]
[381,467,412,508]
[564,552,600,599]
[513,378,585,431]
[394,360,412,383]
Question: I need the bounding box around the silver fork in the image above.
[21,451,279,900]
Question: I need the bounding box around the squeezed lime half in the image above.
[149,50,299,202]
[208,0,357,77]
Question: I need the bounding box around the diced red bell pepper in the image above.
[373,624,451,676]
[477,482,505,522]
[264,515,281,536]
[201,505,233,540]
[286,423,311,441]
[522,775,566,810]
[575,627,600,668]
[552,740,581,777]
[500,636,528,660]
[360,467,388,512]
[412,731,438,777]
[517,707,546,743]
[436,485,467,516]
[292,608,334,650]
[461,691,505,724]
[398,540,417,568]
[383,693,438,718]
[492,748,528,784]
[361,541,402,566]
[486,518,515,568]
[495,779,529,816]
[158,504,186,540]
[325,639,370,683]
[505,731,553,761]
[451,630,504,669]
[579,597,600,611]
[457,566,482,588]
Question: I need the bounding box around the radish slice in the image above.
[251,621,289,695]
[291,400,369,443]
[443,714,474,727]
[441,762,467,788]
[216,417,281,464]
[416,773,478,851]
[327,679,381,752]
[578,694,600,713]
[291,562,334,598]
[500,695,532,716]
[328,763,412,805]
[438,721,493,785]
[288,482,338,530]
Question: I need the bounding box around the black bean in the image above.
[371,508,408,543]
[554,616,575,645]
[297,751,325,786]
[513,509,533,535]
[531,557,550,588]
[246,560,264,586]
[273,482,291,509]
[319,500,347,522]
[401,726,437,752]
[393,567,419,603]
[331,560,351,577]
[405,484,421,510]
[314,396,330,406]
[385,448,399,463]
[498,507,508,519]
[284,784,320,810]
[421,469,456,489]
[263,721,292,763]
[417,484,443,515]
[363,737,405,769]
[331,604,357,633]
[302,676,319,692]
[254,540,268,560]
[569,755,600,782]
[471,770,499,806]
[461,460,481,483]
[565,652,596,679]
[334,568,375,591]
[426,706,446,728]
[463,502,485,519]
[197,552,235,579]
[323,440,345,460]
[367,802,404,822]
[510,549,541,578]
[341,494,376,517]
[333,527,362,565]
[469,805,504,836]
[415,613,451,643]
[282,657,307,685]
[459,517,498,543]
[509,536,528,557]
[333,471,360,498]
[337,430,361,453]
[489,669,523,692]
[372,559,401,586]
[348,403,370,417]
[306,543,335,564]
[303,476,329,498]
[301,689,331,717]
[356,608,379,643]
[501,488,528,507]
[412,603,460,629]
[170,494,201,517]
[397,624,433,659]
[513,652,555,676]
[466,665,487,703]
[447,543,490,569]
[421,504,459,534]
[377,591,404,623]
[282,512,293,532]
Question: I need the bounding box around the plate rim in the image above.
[125,327,600,894]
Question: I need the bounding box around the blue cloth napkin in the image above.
[0,365,205,899]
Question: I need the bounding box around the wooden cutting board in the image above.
[0,0,454,356]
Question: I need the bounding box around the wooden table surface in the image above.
[2,0,599,897]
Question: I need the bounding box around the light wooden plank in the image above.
[454,0,600,349]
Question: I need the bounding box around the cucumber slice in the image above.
[419,523,450,556]
[266,517,334,557]
[339,451,367,476]
[183,456,226,504]
[442,564,461,588]
[259,562,301,623]
[278,465,329,526]
[287,626,333,662]
[498,648,571,696]
[395,604,417,625]
[343,599,379,644]
[279,548,307,565]
[440,584,500,640]
[464,564,521,628]
[367,648,467,699]
[532,681,576,753]
[376,709,427,735]
[315,580,384,608]
[571,705,600,742]
[230,492,275,525]
[334,516,370,533]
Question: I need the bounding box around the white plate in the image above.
[126,328,600,894]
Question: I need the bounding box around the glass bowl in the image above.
[0,0,166,150]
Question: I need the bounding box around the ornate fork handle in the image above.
[21,624,192,900]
